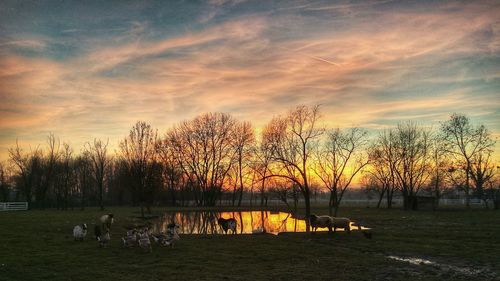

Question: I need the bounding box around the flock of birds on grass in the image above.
[72,213,371,252]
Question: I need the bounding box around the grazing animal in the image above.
[73,224,88,241]
[94,225,102,240]
[98,230,111,247]
[331,217,351,233]
[99,213,114,231]
[95,225,110,247]
[309,214,352,233]
[309,214,334,232]
[217,218,237,234]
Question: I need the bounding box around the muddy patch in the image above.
[387,255,498,280]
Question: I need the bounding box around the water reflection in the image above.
[151,211,366,235]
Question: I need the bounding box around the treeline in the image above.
[0,106,498,218]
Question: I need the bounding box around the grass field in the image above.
[0,206,499,281]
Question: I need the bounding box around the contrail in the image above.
[306,54,341,67]
[278,46,341,67]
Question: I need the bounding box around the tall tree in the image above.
[157,139,183,206]
[263,105,323,231]
[8,141,43,208]
[255,135,273,206]
[37,134,60,208]
[74,153,92,210]
[84,139,111,211]
[469,151,496,207]
[0,162,11,201]
[392,122,432,210]
[60,143,74,210]
[233,121,255,206]
[427,136,449,208]
[314,127,369,215]
[441,114,495,207]
[167,113,237,206]
[366,138,397,209]
[120,121,158,217]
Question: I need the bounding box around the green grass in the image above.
[0,206,499,281]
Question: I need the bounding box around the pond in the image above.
[149,211,368,235]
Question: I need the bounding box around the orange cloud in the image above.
[0,2,499,161]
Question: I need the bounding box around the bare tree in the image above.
[486,171,500,210]
[60,143,74,210]
[74,152,92,210]
[314,127,369,216]
[167,113,237,206]
[233,121,255,206]
[374,130,402,209]
[8,141,43,208]
[470,151,496,208]
[37,134,60,208]
[369,123,432,210]
[263,105,323,231]
[366,139,396,208]
[157,139,183,206]
[426,136,449,208]
[0,162,11,201]
[84,139,111,211]
[120,121,158,217]
[441,114,496,207]
[254,135,273,207]
[392,122,432,210]
[268,178,293,210]
[360,174,386,208]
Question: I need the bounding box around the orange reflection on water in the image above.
[152,211,365,235]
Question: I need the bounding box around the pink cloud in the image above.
[0,2,499,161]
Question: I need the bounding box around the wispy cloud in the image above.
[0,39,47,49]
[0,0,499,160]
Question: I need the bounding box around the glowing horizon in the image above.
[0,0,499,162]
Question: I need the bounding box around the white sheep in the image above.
[309,214,351,233]
[73,224,88,241]
[331,217,351,233]
[309,214,334,232]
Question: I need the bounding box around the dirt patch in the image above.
[387,255,499,280]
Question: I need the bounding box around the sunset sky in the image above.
[0,0,499,161]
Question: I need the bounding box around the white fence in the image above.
[0,202,28,211]
[264,198,487,208]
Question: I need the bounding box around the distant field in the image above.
[0,206,499,281]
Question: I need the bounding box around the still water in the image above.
[150,211,365,235]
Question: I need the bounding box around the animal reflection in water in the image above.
[149,211,369,235]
